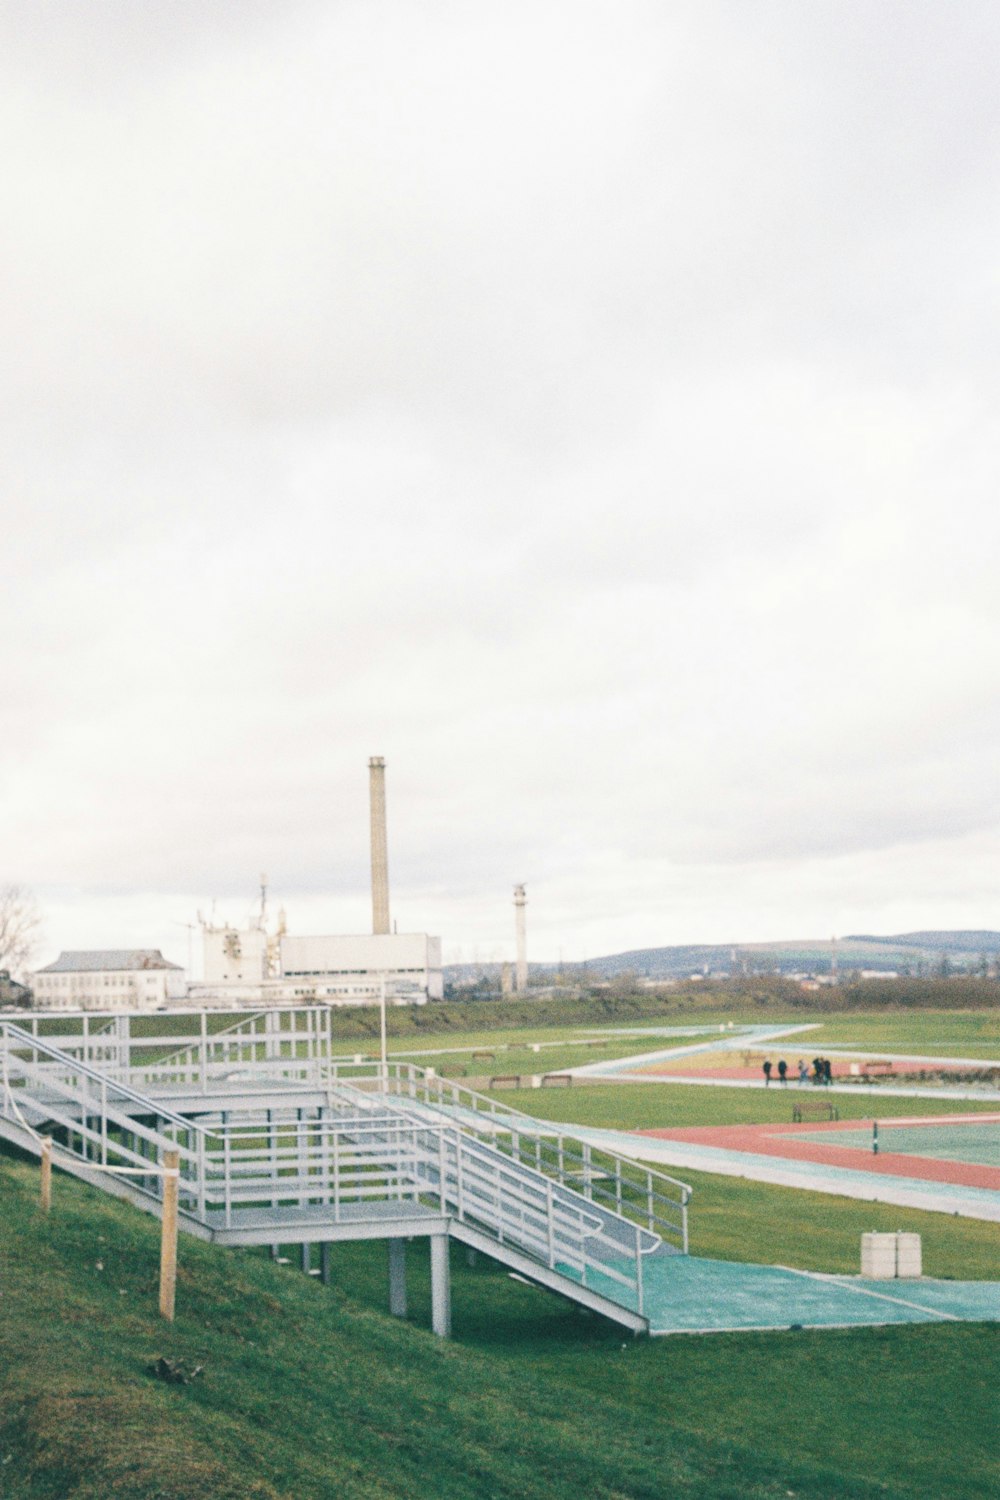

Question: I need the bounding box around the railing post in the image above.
[197,1131,207,1219]
[454,1129,464,1220]
[546,1180,556,1267]
[200,1011,208,1090]
[223,1131,232,1227]
[159,1149,180,1321]
[635,1222,644,1317]
[437,1130,447,1213]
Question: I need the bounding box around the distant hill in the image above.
[846,930,1000,954]
[445,931,1000,985]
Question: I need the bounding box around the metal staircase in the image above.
[1,1011,692,1335]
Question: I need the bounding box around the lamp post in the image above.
[379,974,388,1093]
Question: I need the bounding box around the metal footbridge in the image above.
[0,1008,692,1335]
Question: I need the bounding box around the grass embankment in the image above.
[1,1152,997,1500]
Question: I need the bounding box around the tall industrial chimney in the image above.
[513,884,527,993]
[369,756,391,935]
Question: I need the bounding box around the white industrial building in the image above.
[30,951,187,1012]
[29,758,444,1013]
[188,932,442,1007]
[281,933,443,1001]
[188,759,443,1007]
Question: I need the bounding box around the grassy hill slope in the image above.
[1,1150,997,1500]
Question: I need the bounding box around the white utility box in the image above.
[861,1231,922,1279]
[895,1233,922,1278]
[861,1233,898,1278]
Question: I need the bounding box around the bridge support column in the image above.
[301,1243,311,1274]
[388,1239,407,1317]
[320,1242,332,1286]
[429,1234,451,1338]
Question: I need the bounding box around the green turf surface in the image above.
[2,1151,997,1500]
[674,1166,999,1279]
[796,1120,1000,1167]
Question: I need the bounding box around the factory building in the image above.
[188,758,443,1007]
[30,951,187,1012]
[27,757,443,1012]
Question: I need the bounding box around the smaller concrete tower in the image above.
[513,884,527,994]
[369,756,391,935]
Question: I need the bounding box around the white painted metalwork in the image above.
[1,1008,694,1330]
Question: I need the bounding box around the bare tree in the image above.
[0,886,42,976]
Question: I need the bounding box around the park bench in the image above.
[792,1101,840,1122]
[860,1061,894,1080]
[471,1050,497,1062]
[488,1074,523,1089]
[542,1073,573,1087]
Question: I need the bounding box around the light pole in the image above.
[379,973,388,1093]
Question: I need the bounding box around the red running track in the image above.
[636,1114,1000,1191]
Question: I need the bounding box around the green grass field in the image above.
[3,1000,998,1497]
[377,1009,1000,1076]
[1,1152,997,1500]
[492,1079,1000,1131]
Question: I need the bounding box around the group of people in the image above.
[761,1056,833,1086]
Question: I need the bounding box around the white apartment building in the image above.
[30,950,187,1012]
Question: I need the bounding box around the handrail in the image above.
[1,1023,214,1141]
[324,1077,662,1253]
[341,1059,693,1203]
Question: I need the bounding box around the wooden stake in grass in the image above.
[39,1137,53,1213]
[159,1150,180,1322]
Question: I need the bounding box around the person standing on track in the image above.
[777,1058,788,1086]
[762,1058,772,1086]
[798,1059,808,1084]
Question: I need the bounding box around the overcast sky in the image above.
[4,1,1000,974]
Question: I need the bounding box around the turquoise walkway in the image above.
[576,1250,1000,1335]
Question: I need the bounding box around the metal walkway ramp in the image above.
[0,1011,693,1336]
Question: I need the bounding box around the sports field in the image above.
[2,999,998,1497]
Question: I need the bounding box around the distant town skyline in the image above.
[5,4,1000,974]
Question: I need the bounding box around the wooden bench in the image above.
[472,1050,497,1062]
[860,1061,895,1080]
[488,1074,523,1089]
[792,1101,840,1122]
[542,1073,573,1087]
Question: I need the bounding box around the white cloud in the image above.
[3,2,1000,971]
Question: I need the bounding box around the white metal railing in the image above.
[1,1021,659,1314]
[7,1008,691,1254]
[324,1061,691,1254]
